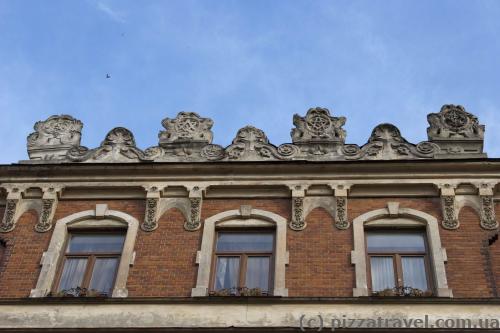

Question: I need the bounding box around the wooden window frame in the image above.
[209,229,275,296]
[365,228,433,294]
[52,229,125,295]
[0,239,5,267]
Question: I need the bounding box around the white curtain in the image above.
[89,258,119,294]
[59,258,87,291]
[245,257,270,291]
[402,256,428,290]
[215,257,239,290]
[370,257,395,291]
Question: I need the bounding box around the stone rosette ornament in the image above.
[291,107,347,157]
[427,104,486,158]
[27,115,83,160]
[21,105,487,163]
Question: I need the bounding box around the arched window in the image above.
[192,206,288,297]
[30,204,139,298]
[351,202,452,297]
[0,239,5,266]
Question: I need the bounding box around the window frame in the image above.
[351,202,452,297]
[30,204,139,298]
[0,239,5,267]
[365,228,433,293]
[209,229,275,295]
[192,207,289,297]
[53,229,126,295]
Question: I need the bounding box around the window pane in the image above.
[89,258,120,295]
[67,234,125,253]
[216,233,273,252]
[370,256,395,292]
[367,231,425,253]
[58,258,87,291]
[402,256,428,291]
[245,257,270,292]
[214,256,240,290]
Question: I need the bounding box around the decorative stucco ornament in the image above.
[289,197,306,231]
[441,195,459,230]
[0,199,18,233]
[226,126,299,161]
[200,144,226,161]
[27,115,83,160]
[142,197,160,232]
[343,123,439,160]
[67,127,153,163]
[291,107,347,157]
[21,104,488,163]
[480,195,498,230]
[427,105,486,158]
[159,112,213,144]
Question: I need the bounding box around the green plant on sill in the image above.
[48,287,108,298]
[209,287,266,297]
[372,286,433,297]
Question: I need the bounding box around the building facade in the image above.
[0,105,499,332]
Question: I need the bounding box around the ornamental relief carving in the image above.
[480,195,498,230]
[0,199,18,233]
[22,104,486,164]
[34,199,55,233]
[292,107,347,143]
[27,115,83,160]
[441,195,459,230]
[334,196,349,229]
[289,197,305,231]
[343,124,439,160]
[141,197,159,232]
[225,126,300,161]
[159,112,213,145]
[185,197,202,231]
[67,127,155,163]
[427,105,484,140]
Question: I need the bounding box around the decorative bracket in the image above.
[289,185,306,231]
[185,186,204,231]
[34,186,63,232]
[478,183,498,230]
[141,185,162,232]
[439,184,459,230]
[332,184,350,229]
[0,185,26,233]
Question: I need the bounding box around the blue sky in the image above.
[1,0,500,163]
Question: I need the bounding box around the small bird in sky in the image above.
[106,74,111,79]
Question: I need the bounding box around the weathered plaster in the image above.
[0,302,499,329]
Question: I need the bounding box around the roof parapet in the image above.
[20,105,487,164]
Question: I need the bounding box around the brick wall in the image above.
[441,206,492,297]
[0,197,498,298]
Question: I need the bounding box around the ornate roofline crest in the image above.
[343,123,440,160]
[21,105,487,163]
[67,127,154,163]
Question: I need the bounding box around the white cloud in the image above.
[96,1,126,23]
